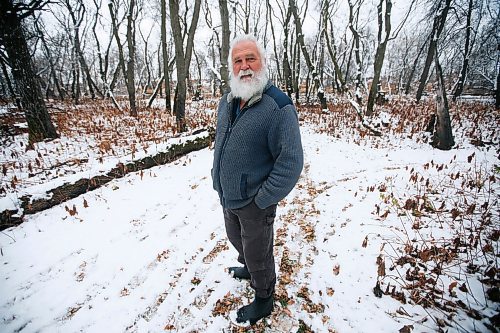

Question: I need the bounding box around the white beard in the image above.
[229,69,268,101]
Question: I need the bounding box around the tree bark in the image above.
[404,38,427,95]
[71,48,81,104]
[0,57,18,105]
[138,23,153,96]
[496,56,500,109]
[169,0,202,131]
[452,0,474,100]
[34,18,65,100]
[348,0,364,105]
[219,0,230,95]
[266,1,282,86]
[92,0,107,97]
[126,0,137,117]
[416,0,452,103]
[290,0,327,110]
[432,47,454,150]
[193,48,202,100]
[109,0,128,94]
[366,0,392,116]
[148,74,164,107]
[161,0,172,111]
[323,0,345,93]
[292,34,300,101]
[281,0,294,97]
[0,0,59,146]
[63,0,102,100]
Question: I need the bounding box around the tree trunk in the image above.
[34,19,65,101]
[0,58,19,106]
[92,0,108,98]
[0,0,58,145]
[126,0,137,117]
[404,39,427,95]
[366,0,392,116]
[281,1,294,97]
[416,0,452,103]
[292,35,300,101]
[161,0,172,111]
[290,0,327,110]
[210,39,217,96]
[71,51,80,104]
[64,0,102,99]
[267,1,282,85]
[169,0,202,131]
[109,58,123,93]
[348,0,364,105]
[193,49,202,100]
[140,29,153,96]
[432,47,454,150]
[323,0,345,93]
[219,0,230,95]
[452,0,474,100]
[148,74,164,107]
[108,1,129,106]
[496,57,500,109]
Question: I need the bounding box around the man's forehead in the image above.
[232,41,259,58]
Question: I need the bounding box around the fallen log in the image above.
[1,132,213,231]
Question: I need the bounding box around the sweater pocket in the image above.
[240,173,248,199]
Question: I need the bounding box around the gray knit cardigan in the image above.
[212,81,303,209]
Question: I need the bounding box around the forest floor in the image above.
[0,96,498,332]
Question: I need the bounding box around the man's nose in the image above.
[240,60,249,70]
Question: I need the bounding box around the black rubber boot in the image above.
[236,295,274,325]
[228,266,251,280]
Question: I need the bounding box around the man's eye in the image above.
[234,59,241,64]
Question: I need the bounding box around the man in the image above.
[211,34,303,325]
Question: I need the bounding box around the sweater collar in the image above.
[226,80,273,107]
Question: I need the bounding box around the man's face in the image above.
[231,40,263,81]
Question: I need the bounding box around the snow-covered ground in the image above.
[0,109,498,332]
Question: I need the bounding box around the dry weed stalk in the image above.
[374,154,498,332]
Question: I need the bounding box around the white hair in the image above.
[228,34,269,100]
[228,34,267,75]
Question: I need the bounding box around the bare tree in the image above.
[138,23,153,96]
[404,36,427,95]
[347,0,364,104]
[90,0,122,110]
[432,47,454,150]
[161,0,172,111]
[365,0,414,115]
[33,16,65,100]
[292,31,301,101]
[266,0,283,86]
[125,0,138,117]
[416,0,452,102]
[0,0,59,146]
[109,0,127,95]
[0,59,18,104]
[322,0,345,93]
[452,0,478,100]
[108,0,138,116]
[203,0,220,96]
[107,9,126,95]
[290,0,327,110]
[219,0,231,94]
[273,0,294,97]
[365,0,392,116]
[61,0,102,100]
[169,0,202,131]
